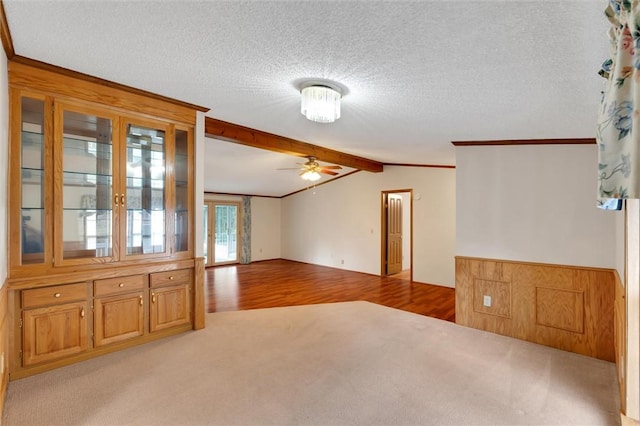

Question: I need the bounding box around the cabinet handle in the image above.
[152,292,156,303]
[54,293,61,298]
[121,195,125,205]
[119,283,125,288]
[80,308,85,318]
[139,295,143,306]
[114,194,119,206]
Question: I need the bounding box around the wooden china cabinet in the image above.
[5,60,206,379]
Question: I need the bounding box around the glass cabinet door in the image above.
[19,97,46,265]
[174,128,190,255]
[124,122,166,256]
[56,106,115,264]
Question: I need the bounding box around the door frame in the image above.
[204,200,242,267]
[380,189,413,279]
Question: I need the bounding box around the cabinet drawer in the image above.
[22,283,88,309]
[150,269,191,288]
[94,275,145,297]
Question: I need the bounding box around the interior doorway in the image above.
[204,201,241,267]
[381,190,412,279]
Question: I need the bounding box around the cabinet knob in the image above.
[169,276,174,280]
[54,293,61,298]
[119,283,125,288]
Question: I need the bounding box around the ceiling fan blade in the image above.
[322,165,342,170]
[321,169,339,176]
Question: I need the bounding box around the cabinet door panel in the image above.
[173,127,192,256]
[123,122,167,258]
[150,285,190,332]
[55,104,116,265]
[18,96,47,266]
[23,301,88,366]
[94,292,144,347]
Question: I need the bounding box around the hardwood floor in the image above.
[205,259,455,322]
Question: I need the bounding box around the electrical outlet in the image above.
[483,295,492,307]
[341,259,344,265]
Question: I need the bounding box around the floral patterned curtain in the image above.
[597,1,640,199]
[240,196,251,264]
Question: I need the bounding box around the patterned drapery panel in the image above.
[597,1,640,198]
[240,196,251,264]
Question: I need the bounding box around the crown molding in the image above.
[384,163,455,169]
[0,0,15,59]
[451,138,596,146]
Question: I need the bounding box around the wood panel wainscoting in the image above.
[455,256,615,361]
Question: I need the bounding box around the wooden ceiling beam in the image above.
[205,117,383,173]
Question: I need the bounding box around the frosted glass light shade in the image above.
[300,85,341,123]
[301,170,321,181]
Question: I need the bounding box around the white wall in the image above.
[281,166,456,287]
[456,144,619,268]
[204,193,281,261]
[251,197,281,261]
[0,54,7,284]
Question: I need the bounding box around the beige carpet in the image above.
[3,301,620,425]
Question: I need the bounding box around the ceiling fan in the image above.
[278,156,342,181]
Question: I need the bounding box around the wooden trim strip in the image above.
[384,163,456,169]
[7,259,196,290]
[614,269,626,416]
[454,255,616,273]
[282,170,361,198]
[452,138,596,146]
[0,282,7,419]
[10,56,209,113]
[193,257,205,330]
[0,0,14,59]
[205,117,383,173]
[205,171,362,199]
[204,192,281,199]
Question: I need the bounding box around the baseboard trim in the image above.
[621,412,640,426]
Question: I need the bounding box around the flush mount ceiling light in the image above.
[300,84,341,123]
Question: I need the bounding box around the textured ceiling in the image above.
[3,0,610,197]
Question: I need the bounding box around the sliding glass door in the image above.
[203,201,240,266]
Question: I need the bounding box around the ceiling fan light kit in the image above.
[278,156,343,182]
[300,84,341,123]
[300,170,322,181]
